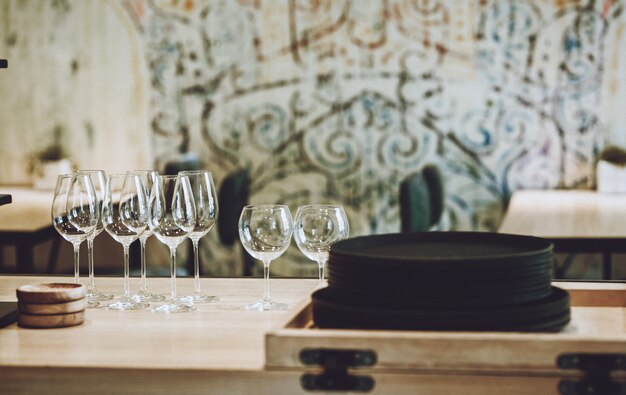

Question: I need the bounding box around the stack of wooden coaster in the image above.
[16,283,86,328]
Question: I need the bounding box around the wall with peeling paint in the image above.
[1,0,626,276]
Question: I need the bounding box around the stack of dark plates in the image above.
[312,232,571,332]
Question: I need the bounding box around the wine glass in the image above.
[128,170,165,303]
[238,205,293,311]
[179,170,219,304]
[76,170,114,304]
[149,174,197,313]
[102,173,149,310]
[51,174,98,286]
[293,205,349,285]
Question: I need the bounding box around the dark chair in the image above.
[163,152,201,175]
[217,169,255,275]
[399,164,444,232]
[421,164,444,227]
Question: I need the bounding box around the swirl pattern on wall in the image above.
[127,0,622,275]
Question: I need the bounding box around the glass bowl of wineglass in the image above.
[293,205,349,285]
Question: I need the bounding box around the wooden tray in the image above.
[266,282,626,378]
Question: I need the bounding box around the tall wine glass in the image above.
[102,173,149,310]
[293,205,349,285]
[238,205,293,311]
[76,170,113,304]
[51,174,98,285]
[129,170,165,303]
[149,175,197,313]
[179,170,219,304]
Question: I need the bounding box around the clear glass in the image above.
[149,175,197,313]
[128,170,165,303]
[51,174,98,289]
[179,170,219,304]
[76,170,113,304]
[238,205,293,311]
[293,205,349,286]
[102,173,149,310]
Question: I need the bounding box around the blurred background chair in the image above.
[399,164,444,232]
[163,152,201,175]
[217,168,256,276]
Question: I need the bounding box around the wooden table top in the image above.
[0,186,53,232]
[0,276,318,371]
[498,189,626,238]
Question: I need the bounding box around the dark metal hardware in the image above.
[558,353,626,395]
[0,59,7,68]
[299,348,376,392]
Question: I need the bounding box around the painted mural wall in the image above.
[2,0,626,276]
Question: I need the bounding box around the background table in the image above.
[0,187,58,273]
[498,189,626,279]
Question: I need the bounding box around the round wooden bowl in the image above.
[17,310,85,329]
[18,298,86,315]
[16,283,86,304]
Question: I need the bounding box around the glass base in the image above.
[152,299,197,313]
[107,296,149,311]
[135,289,167,303]
[86,298,102,308]
[181,294,219,304]
[87,288,114,302]
[245,299,288,311]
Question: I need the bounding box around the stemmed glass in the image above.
[179,170,219,304]
[102,173,149,310]
[238,205,293,311]
[76,170,113,304]
[51,174,98,285]
[293,205,349,285]
[129,170,165,303]
[149,175,197,313]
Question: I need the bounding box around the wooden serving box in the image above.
[265,282,626,394]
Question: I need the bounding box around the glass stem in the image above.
[73,244,80,284]
[87,238,95,290]
[193,240,201,295]
[140,238,148,291]
[123,244,131,298]
[170,247,177,299]
[317,259,326,285]
[262,260,271,303]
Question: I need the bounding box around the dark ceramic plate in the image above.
[311,286,570,332]
[329,232,553,274]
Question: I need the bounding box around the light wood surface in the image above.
[0,276,318,371]
[17,298,86,315]
[1,276,624,393]
[0,187,52,232]
[498,189,626,238]
[16,283,85,303]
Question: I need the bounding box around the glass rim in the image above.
[242,204,290,210]
[178,170,212,175]
[296,204,345,210]
[75,169,105,174]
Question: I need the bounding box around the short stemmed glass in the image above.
[238,205,293,311]
[102,173,149,310]
[179,170,219,304]
[149,175,197,313]
[76,170,114,304]
[293,205,349,286]
[129,170,165,303]
[51,174,98,285]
